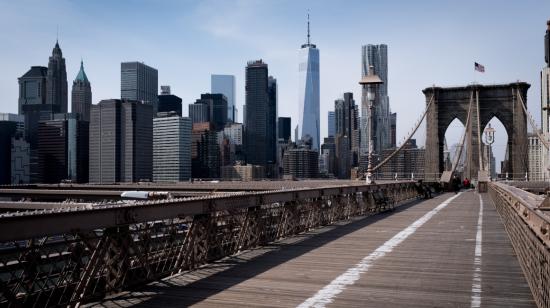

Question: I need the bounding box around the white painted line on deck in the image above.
[297,192,463,308]
[470,194,483,308]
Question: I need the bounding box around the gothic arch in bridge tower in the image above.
[443,118,466,172]
[423,82,529,180]
[481,117,509,176]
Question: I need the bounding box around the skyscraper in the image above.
[202,94,228,131]
[89,99,153,183]
[211,75,236,122]
[121,62,158,114]
[189,94,228,130]
[267,76,278,175]
[18,66,48,115]
[153,114,192,182]
[361,44,391,156]
[18,66,49,162]
[1,115,28,185]
[224,123,244,145]
[71,60,92,121]
[65,114,89,183]
[37,114,89,183]
[0,114,24,184]
[390,112,397,148]
[278,117,291,142]
[328,111,335,137]
[334,93,360,178]
[191,122,220,178]
[244,60,269,168]
[297,14,320,151]
[335,93,359,142]
[189,102,209,124]
[11,136,30,184]
[32,116,62,183]
[321,136,336,176]
[46,41,68,114]
[158,86,182,116]
[283,142,319,179]
[528,134,544,180]
[224,123,245,163]
[19,43,66,183]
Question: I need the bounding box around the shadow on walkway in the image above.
[100,195,443,307]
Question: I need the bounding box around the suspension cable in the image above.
[372,94,435,172]
[517,88,550,150]
[371,86,540,177]
[449,91,473,175]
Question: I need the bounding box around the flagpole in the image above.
[474,62,485,85]
[473,62,476,85]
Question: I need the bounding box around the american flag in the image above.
[474,62,485,73]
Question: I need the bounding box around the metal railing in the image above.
[0,182,421,307]
[372,173,442,182]
[489,182,550,308]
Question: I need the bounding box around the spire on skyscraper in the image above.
[72,58,92,121]
[47,38,68,113]
[545,19,550,66]
[302,12,316,49]
[75,59,89,83]
[55,25,60,49]
[52,39,62,56]
[307,13,310,45]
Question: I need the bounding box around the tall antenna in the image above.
[307,12,310,45]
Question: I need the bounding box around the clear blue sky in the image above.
[1,0,549,168]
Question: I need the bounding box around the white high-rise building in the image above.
[153,115,192,182]
[528,133,544,181]
[361,44,391,156]
[224,123,243,145]
[211,74,236,122]
[297,14,320,151]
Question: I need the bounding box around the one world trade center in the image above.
[297,14,320,150]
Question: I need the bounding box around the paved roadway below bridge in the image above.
[90,191,534,308]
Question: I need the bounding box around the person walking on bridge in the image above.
[452,175,461,194]
[463,177,470,189]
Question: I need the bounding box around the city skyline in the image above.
[0,2,548,306]
[0,1,549,162]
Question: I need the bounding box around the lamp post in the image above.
[359,65,384,184]
[484,123,495,180]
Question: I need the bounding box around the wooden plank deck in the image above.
[90,191,534,307]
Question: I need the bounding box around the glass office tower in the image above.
[211,74,236,122]
[297,15,320,151]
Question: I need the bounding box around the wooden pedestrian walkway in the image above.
[90,191,534,307]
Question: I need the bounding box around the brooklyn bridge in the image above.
[0,83,549,308]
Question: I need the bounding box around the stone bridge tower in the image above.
[423,82,529,180]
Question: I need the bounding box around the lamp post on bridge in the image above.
[360,65,384,184]
[484,123,495,181]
